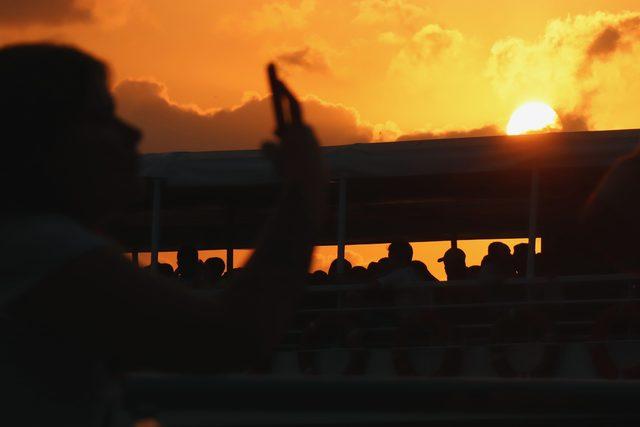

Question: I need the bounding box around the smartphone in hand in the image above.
[267,63,303,139]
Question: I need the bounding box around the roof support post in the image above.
[526,168,539,280]
[150,178,163,270]
[131,251,139,268]
[226,205,235,274]
[337,175,347,275]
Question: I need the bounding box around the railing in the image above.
[125,274,640,426]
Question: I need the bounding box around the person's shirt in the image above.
[0,214,128,427]
[378,265,423,288]
[378,265,426,319]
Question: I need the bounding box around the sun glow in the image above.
[506,102,560,136]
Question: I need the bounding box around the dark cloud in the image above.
[114,79,372,153]
[587,26,622,59]
[579,16,640,76]
[558,111,590,132]
[275,47,331,74]
[0,0,93,26]
[396,125,500,141]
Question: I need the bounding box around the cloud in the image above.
[397,125,501,141]
[0,0,137,27]
[354,0,429,32]
[487,11,640,129]
[378,31,405,45]
[0,0,93,26]
[275,46,331,74]
[246,0,316,32]
[113,79,374,153]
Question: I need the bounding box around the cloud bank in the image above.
[114,79,374,153]
[0,0,92,26]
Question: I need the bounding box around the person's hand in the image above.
[262,68,327,223]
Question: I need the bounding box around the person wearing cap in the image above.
[438,247,468,281]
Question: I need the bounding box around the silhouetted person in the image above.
[157,262,175,278]
[0,44,326,426]
[480,242,516,280]
[350,265,369,282]
[411,260,438,282]
[438,247,468,281]
[176,245,202,282]
[377,240,425,319]
[513,243,528,277]
[328,258,352,284]
[376,256,391,277]
[309,270,328,285]
[203,257,225,287]
[583,149,640,271]
[467,265,481,279]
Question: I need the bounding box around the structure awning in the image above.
[108,129,640,251]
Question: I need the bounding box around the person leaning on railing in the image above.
[0,43,326,427]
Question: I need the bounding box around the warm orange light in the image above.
[506,102,560,135]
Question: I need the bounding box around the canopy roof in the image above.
[108,129,640,251]
[140,129,640,186]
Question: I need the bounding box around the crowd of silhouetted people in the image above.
[155,239,545,290]
[306,240,542,287]
[142,246,234,289]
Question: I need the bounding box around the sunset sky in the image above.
[2,0,639,277]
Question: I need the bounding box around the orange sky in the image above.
[2,1,637,276]
[2,1,640,151]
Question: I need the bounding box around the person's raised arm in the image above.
[208,66,327,360]
[9,66,326,374]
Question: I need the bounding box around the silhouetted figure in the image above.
[328,258,352,284]
[411,260,438,282]
[176,245,202,282]
[480,242,516,280]
[0,44,326,426]
[438,247,468,281]
[203,257,225,287]
[583,151,640,271]
[467,265,481,279]
[157,263,175,278]
[309,270,328,285]
[377,240,425,319]
[376,257,392,277]
[350,265,369,282]
[513,243,528,278]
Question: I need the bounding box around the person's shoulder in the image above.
[1,214,110,253]
[0,214,114,305]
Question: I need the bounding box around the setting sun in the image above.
[506,102,560,135]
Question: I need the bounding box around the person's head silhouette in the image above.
[438,247,467,280]
[203,257,225,285]
[481,242,515,279]
[328,258,352,279]
[388,239,413,268]
[513,243,529,277]
[1,44,141,222]
[156,263,175,278]
[177,245,200,280]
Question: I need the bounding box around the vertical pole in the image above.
[226,205,234,274]
[150,178,162,270]
[451,234,458,249]
[526,168,539,280]
[131,251,139,268]
[226,247,234,274]
[337,176,347,275]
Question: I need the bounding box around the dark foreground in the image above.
[125,376,640,426]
